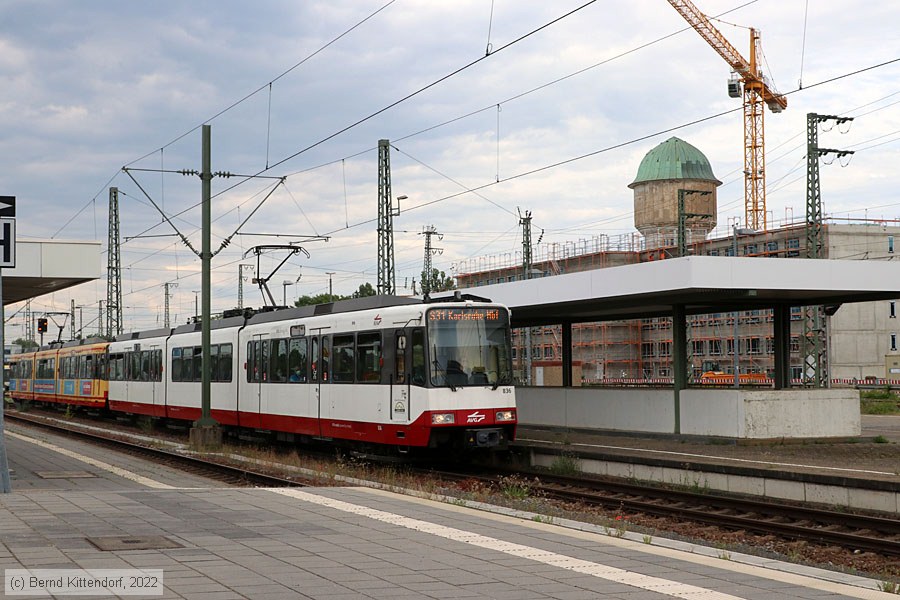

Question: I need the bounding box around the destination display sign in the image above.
[428,308,502,322]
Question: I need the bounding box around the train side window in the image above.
[219,343,232,382]
[288,338,307,383]
[259,341,268,382]
[148,350,157,382]
[208,345,219,382]
[102,353,110,381]
[182,347,194,382]
[192,346,203,381]
[108,354,119,381]
[247,341,256,383]
[271,339,288,383]
[310,337,319,382]
[247,340,259,382]
[332,334,355,383]
[181,346,200,381]
[321,337,330,382]
[172,348,183,382]
[357,332,381,383]
[411,328,425,386]
[141,351,151,381]
[129,351,140,382]
[395,334,407,384]
[81,355,92,379]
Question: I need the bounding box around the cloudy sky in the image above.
[2,0,898,335]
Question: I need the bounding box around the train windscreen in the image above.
[426,306,512,387]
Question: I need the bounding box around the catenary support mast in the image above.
[803,113,853,387]
[377,139,397,295]
[106,187,123,338]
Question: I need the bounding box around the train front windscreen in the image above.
[426,306,512,387]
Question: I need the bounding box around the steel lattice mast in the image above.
[420,225,443,297]
[377,139,397,295]
[802,113,854,387]
[163,282,177,328]
[106,187,123,338]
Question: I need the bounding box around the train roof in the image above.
[171,315,247,335]
[115,327,173,342]
[245,295,423,326]
[106,293,501,341]
[60,337,109,347]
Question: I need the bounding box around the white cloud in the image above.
[2,0,899,332]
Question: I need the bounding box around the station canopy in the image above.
[458,256,900,327]
[3,239,101,305]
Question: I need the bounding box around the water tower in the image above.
[629,137,721,251]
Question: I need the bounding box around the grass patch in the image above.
[548,453,581,476]
[862,399,900,415]
[860,390,900,415]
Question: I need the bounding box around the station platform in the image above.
[1,423,894,598]
[515,414,900,514]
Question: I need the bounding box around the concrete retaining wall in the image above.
[529,451,898,513]
[517,387,861,439]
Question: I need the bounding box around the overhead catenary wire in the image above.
[32,1,900,324]
[111,55,900,311]
[122,0,399,170]
[50,0,777,245]
[105,2,602,249]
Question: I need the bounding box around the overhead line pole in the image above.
[1,271,11,493]
[802,113,854,388]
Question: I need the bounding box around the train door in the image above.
[149,345,164,417]
[311,334,331,438]
[391,332,409,422]
[241,333,267,429]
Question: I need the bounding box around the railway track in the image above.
[5,410,314,488]
[427,468,900,557]
[9,407,899,559]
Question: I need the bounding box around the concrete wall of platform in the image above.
[517,387,862,439]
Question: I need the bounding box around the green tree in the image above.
[421,268,455,295]
[12,337,38,350]
[352,282,376,298]
[294,293,345,307]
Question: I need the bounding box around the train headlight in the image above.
[431,412,455,425]
[495,410,516,422]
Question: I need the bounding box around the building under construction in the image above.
[456,137,900,385]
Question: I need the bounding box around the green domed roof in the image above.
[629,137,721,187]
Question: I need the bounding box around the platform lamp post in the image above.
[732,226,756,388]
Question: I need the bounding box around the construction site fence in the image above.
[581,377,900,388]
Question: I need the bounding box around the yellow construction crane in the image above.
[667,0,787,231]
